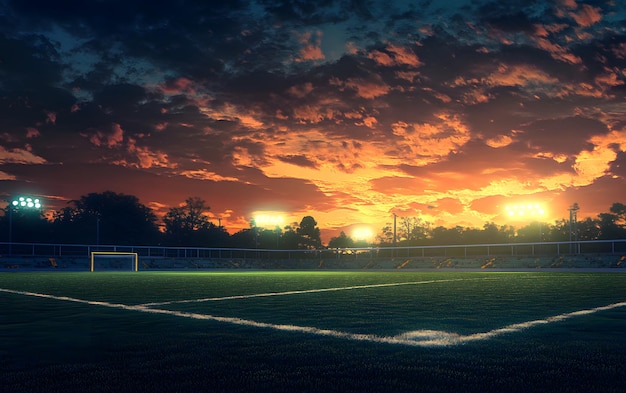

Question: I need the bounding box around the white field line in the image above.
[137,278,494,307]
[1,287,624,348]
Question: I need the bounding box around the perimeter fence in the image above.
[1,239,625,261]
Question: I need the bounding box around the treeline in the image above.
[371,202,626,247]
[1,191,323,249]
[2,191,625,248]
[329,202,626,248]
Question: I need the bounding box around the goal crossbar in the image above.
[90,252,139,272]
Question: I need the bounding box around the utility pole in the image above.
[568,203,579,254]
[393,213,397,247]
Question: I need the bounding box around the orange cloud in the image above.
[87,123,125,147]
[534,37,582,64]
[387,44,421,67]
[485,134,514,148]
[200,103,265,129]
[287,82,314,98]
[368,44,421,68]
[0,146,47,164]
[294,30,325,62]
[489,63,560,87]
[126,138,171,169]
[179,169,239,182]
[391,113,471,163]
[570,4,602,27]
[368,50,394,66]
[161,77,197,95]
[342,77,391,99]
[26,127,40,138]
[292,104,340,124]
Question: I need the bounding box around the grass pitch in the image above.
[1,271,625,392]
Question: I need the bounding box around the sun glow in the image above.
[352,227,374,241]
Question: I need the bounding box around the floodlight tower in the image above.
[568,203,580,253]
[8,196,42,255]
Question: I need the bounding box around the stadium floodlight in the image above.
[8,195,43,255]
[352,227,374,242]
[253,213,285,228]
[504,203,546,218]
[12,196,42,209]
[504,202,547,242]
[253,212,285,249]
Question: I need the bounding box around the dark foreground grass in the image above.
[1,271,626,392]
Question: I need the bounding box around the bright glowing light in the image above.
[504,203,546,219]
[352,227,374,241]
[11,195,42,210]
[254,212,285,228]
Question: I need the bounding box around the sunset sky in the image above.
[1,0,626,242]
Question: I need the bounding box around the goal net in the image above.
[90,252,139,272]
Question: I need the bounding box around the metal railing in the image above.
[1,239,625,260]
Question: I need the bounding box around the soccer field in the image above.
[2,271,626,392]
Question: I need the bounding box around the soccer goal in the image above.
[90,252,139,272]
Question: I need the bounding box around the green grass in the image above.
[1,271,626,392]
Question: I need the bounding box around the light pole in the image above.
[393,213,397,246]
[568,203,580,254]
[96,214,100,247]
[8,196,42,255]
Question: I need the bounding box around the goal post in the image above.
[90,252,139,272]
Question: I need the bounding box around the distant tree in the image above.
[51,206,81,242]
[577,217,601,241]
[230,228,256,248]
[163,197,227,246]
[516,222,546,243]
[296,216,321,249]
[257,227,282,249]
[430,226,463,245]
[597,202,626,239]
[280,224,301,249]
[376,223,394,245]
[547,219,571,242]
[52,191,159,245]
[610,202,626,225]
[328,231,355,249]
[399,217,430,245]
[479,222,514,244]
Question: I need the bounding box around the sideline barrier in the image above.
[1,239,625,260]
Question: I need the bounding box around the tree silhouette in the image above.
[52,191,159,245]
[328,231,355,248]
[297,216,321,249]
[163,197,227,246]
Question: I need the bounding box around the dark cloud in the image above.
[1,0,625,240]
[277,154,318,168]
[519,116,606,156]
